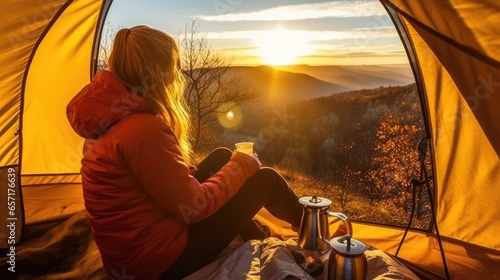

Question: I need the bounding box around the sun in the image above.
[255,28,314,65]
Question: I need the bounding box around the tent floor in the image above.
[7,183,437,279]
[0,210,424,280]
[23,183,86,225]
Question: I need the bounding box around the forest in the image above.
[196,83,433,230]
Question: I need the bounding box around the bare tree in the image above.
[180,21,260,150]
[98,21,116,70]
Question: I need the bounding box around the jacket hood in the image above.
[67,70,153,139]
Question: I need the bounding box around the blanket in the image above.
[0,211,419,280]
[0,211,107,280]
[184,237,421,280]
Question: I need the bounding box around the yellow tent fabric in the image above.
[0,0,498,279]
[0,0,104,245]
[385,0,500,248]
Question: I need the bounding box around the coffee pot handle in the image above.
[326,211,353,236]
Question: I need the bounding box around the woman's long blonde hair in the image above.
[108,25,192,163]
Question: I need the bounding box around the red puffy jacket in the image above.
[66,70,259,279]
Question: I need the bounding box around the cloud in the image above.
[193,1,386,22]
[200,27,397,41]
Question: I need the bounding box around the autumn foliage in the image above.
[197,83,432,229]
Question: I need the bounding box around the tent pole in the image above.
[90,0,114,79]
[421,138,450,280]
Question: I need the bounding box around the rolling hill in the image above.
[226,64,415,105]
[227,66,349,105]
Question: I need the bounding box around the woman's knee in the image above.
[255,167,284,180]
[249,167,287,191]
[211,147,233,156]
[204,147,232,162]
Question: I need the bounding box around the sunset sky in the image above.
[106,0,409,66]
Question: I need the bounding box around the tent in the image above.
[0,0,499,279]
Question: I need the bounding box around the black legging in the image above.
[160,148,303,279]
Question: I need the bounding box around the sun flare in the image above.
[255,28,314,65]
[226,111,234,120]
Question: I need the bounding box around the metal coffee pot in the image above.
[298,196,353,251]
[328,234,367,280]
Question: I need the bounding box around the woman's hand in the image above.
[251,153,262,168]
[233,150,262,168]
